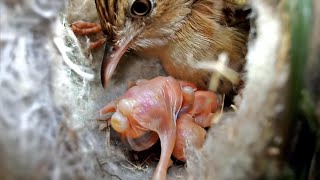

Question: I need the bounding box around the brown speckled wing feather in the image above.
[95,0,117,41]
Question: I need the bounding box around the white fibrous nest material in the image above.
[0,0,165,179]
[0,1,108,179]
[0,0,289,179]
[187,1,290,179]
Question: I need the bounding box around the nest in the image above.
[1,0,318,179]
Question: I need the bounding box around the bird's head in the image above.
[95,0,193,87]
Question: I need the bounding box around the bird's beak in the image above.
[101,27,144,88]
[101,35,131,88]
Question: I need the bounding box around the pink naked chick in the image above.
[99,76,220,180]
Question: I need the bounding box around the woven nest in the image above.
[1,0,318,179]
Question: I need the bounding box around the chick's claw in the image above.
[99,76,220,180]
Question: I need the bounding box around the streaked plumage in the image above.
[95,0,249,91]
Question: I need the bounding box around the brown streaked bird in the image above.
[88,0,249,180]
[94,0,249,92]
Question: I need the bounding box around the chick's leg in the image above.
[152,122,176,180]
[97,101,117,131]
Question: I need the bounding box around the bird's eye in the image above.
[130,0,153,17]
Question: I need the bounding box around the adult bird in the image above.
[94,0,250,92]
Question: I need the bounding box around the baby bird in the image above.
[95,0,249,91]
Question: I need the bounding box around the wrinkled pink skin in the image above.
[100,76,219,180]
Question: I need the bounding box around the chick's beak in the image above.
[101,26,145,88]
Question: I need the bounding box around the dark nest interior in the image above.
[0,0,319,180]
